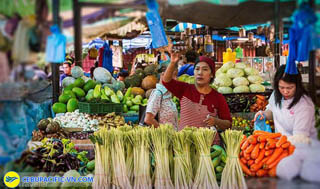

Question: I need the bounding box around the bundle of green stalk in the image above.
[192,128,219,189]
[129,126,152,189]
[173,128,193,189]
[220,129,247,189]
[118,125,134,185]
[151,124,175,189]
[91,127,111,188]
[109,127,132,189]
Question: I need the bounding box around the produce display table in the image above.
[246,177,320,189]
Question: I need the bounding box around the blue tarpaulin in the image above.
[170,22,205,32]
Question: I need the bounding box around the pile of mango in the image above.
[210,145,227,182]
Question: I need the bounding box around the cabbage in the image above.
[244,67,259,76]
[94,67,113,83]
[218,87,233,94]
[235,63,247,69]
[226,68,244,78]
[220,61,235,73]
[71,66,84,78]
[233,86,250,93]
[214,75,232,87]
[247,75,264,84]
[233,77,249,87]
[62,77,75,88]
[215,68,224,77]
[249,84,265,93]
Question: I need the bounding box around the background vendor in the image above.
[163,53,232,138]
[254,65,317,142]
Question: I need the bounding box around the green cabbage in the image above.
[233,77,249,87]
[71,66,84,78]
[249,84,265,93]
[94,67,113,83]
[233,86,250,93]
[218,87,233,94]
[214,75,232,87]
[244,67,259,76]
[247,75,264,84]
[226,68,244,78]
[62,77,75,88]
[220,61,235,73]
[215,68,224,77]
[235,63,247,69]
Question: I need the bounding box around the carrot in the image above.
[248,135,257,144]
[240,157,247,164]
[281,142,290,149]
[241,140,249,150]
[240,135,247,147]
[265,149,274,156]
[253,130,270,136]
[251,144,260,159]
[258,135,269,142]
[268,166,277,177]
[240,151,244,157]
[244,151,251,160]
[255,149,266,164]
[245,144,255,154]
[288,145,295,155]
[261,156,270,164]
[256,169,268,177]
[259,142,265,149]
[276,135,287,148]
[247,159,254,166]
[240,159,252,176]
[266,147,284,165]
[266,139,276,149]
[267,133,281,139]
[256,95,266,100]
[267,151,289,169]
[250,161,264,172]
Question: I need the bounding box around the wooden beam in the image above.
[73,0,82,67]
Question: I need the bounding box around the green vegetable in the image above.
[210,148,222,158]
[93,84,101,99]
[74,77,85,88]
[63,90,76,98]
[123,104,128,113]
[64,83,75,91]
[67,98,78,112]
[85,89,94,102]
[130,105,139,111]
[216,166,224,173]
[126,100,133,107]
[218,87,233,94]
[52,102,67,113]
[214,75,232,87]
[87,160,95,171]
[232,77,249,87]
[216,173,222,180]
[117,90,124,101]
[101,91,110,102]
[135,95,143,101]
[220,62,235,73]
[132,98,141,105]
[124,87,132,98]
[59,94,72,103]
[212,155,221,167]
[226,68,245,78]
[72,87,85,98]
[249,84,266,93]
[233,86,250,93]
[104,86,114,96]
[111,94,120,103]
[83,80,96,92]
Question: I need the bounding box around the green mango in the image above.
[124,87,132,98]
[85,89,94,102]
[111,94,120,103]
[123,104,128,113]
[83,80,96,92]
[74,77,85,88]
[132,98,141,105]
[59,94,72,103]
[126,100,133,107]
[93,84,101,99]
[67,98,78,112]
[52,103,67,113]
[64,83,75,91]
[72,87,85,98]
[63,90,76,98]
[142,98,148,104]
[135,95,143,101]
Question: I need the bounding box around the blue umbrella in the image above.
[170,22,204,32]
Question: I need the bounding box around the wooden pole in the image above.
[51,0,60,103]
[274,0,280,69]
[73,0,82,67]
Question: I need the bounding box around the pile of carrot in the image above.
[239,130,295,177]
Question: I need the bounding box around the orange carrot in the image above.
[240,159,252,176]
[240,135,247,147]
[244,152,251,160]
[248,159,254,166]
[250,161,264,172]
[258,135,269,142]
[288,145,295,155]
[265,149,274,156]
[267,133,281,139]
[245,144,255,154]
[256,169,268,177]
[251,144,260,159]
[261,156,270,164]
[240,157,247,164]
[267,151,289,169]
[255,149,266,164]
[259,142,265,149]
[281,142,290,149]
[253,130,270,136]
[266,139,276,149]
[241,140,249,150]
[266,147,284,165]
[268,166,277,177]
[248,135,257,144]
[240,151,244,157]
[276,135,287,148]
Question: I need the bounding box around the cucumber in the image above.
[216,173,222,180]
[210,148,222,158]
[219,162,226,167]
[221,154,227,163]
[216,165,224,173]
[212,145,224,152]
[212,155,221,168]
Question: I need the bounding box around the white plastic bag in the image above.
[300,139,320,183]
[276,152,302,180]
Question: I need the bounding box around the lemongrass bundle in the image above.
[110,128,132,189]
[151,124,175,189]
[192,128,219,189]
[220,129,247,189]
[92,128,111,188]
[173,129,193,189]
[130,126,152,189]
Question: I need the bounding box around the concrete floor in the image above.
[246,177,320,189]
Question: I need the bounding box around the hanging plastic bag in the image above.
[146,0,168,49]
[254,115,272,132]
[45,25,66,63]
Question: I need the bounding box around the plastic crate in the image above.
[78,102,123,114]
[122,112,139,123]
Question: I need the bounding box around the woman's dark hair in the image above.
[185,50,198,63]
[273,64,308,109]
